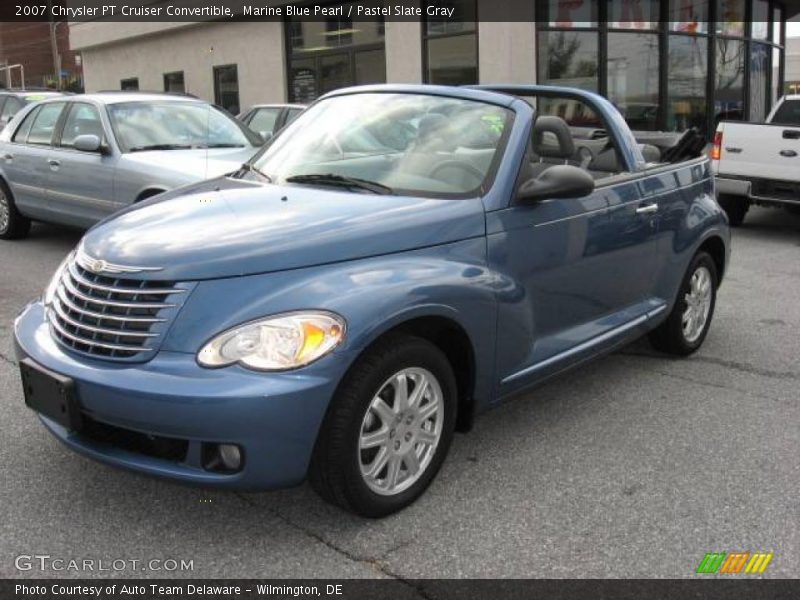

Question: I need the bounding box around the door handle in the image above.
[48,159,60,167]
[635,203,659,215]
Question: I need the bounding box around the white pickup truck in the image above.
[711,95,800,226]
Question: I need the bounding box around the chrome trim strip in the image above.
[49,317,153,352]
[76,245,163,274]
[67,261,183,295]
[52,299,158,339]
[61,275,176,310]
[56,286,166,323]
[501,314,649,384]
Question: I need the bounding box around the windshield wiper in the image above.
[237,162,272,183]
[285,173,394,195]
[201,143,246,148]
[128,143,194,152]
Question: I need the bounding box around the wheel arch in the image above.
[698,235,726,282]
[135,187,168,202]
[342,313,478,433]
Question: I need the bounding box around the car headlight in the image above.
[197,311,346,371]
[43,250,75,307]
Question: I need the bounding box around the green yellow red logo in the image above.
[696,552,773,574]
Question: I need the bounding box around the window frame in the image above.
[213,64,240,114]
[163,71,186,94]
[120,77,139,91]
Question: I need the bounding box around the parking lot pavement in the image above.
[1,208,798,582]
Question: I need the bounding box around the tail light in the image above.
[710,131,722,161]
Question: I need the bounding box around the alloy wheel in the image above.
[358,367,443,496]
[682,265,713,343]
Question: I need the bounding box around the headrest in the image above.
[532,116,575,159]
[638,143,661,163]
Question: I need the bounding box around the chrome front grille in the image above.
[48,257,189,361]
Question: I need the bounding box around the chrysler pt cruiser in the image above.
[14,85,730,516]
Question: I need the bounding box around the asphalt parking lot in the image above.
[1,206,798,581]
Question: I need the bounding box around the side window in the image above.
[285,108,303,125]
[27,102,66,146]
[1,97,23,122]
[249,108,281,134]
[60,103,105,148]
[12,105,41,143]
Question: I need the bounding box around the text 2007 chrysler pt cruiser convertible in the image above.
[14,85,730,516]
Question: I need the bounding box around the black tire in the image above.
[309,333,457,517]
[649,251,718,356]
[0,179,30,239]
[717,193,748,227]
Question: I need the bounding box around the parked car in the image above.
[0,92,263,239]
[14,85,730,517]
[0,89,68,131]
[238,103,305,140]
[711,94,800,226]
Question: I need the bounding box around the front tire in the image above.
[649,251,718,356]
[309,334,457,517]
[0,180,30,240]
[717,193,748,227]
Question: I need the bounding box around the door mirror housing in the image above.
[73,134,103,153]
[516,165,595,204]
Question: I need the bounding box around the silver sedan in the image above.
[0,92,263,239]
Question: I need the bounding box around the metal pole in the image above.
[48,1,61,89]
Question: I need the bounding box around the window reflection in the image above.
[749,43,769,121]
[538,31,598,91]
[669,0,709,33]
[668,35,708,134]
[716,0,745,37]
[545,0,597,28]
[607,33,660,130]
[715,38,745,127]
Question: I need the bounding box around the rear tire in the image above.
[309,334,457,517]
[649,251,718,356]
[0,180,30,240]
[717,193,748,227]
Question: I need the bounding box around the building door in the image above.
[213,64,240,115]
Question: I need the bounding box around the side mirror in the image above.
[73,134,103,153]
[516,165,595,204]
[258,131,274,144]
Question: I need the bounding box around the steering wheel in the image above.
[428,160,485,185]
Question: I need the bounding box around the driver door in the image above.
[489,127,654,397]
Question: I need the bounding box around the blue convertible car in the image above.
[14,85,729,516]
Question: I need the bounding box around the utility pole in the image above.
[47,0,61,89]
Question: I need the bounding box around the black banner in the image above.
[1,0,759,23]
[3,579,800,600]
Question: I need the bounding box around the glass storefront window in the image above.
[669,0,709,33]
[538,31,599,91]
[545,0,597,28]
[426,35,478,85]
[609,0,658,30]
[716,0,745,37]
[749,43,769,121]
[751,0,769,40]
[287,1,386,103]
[424,0,478,85]
[714,38,745,126]
[667,35,708,133]
[606,33,660,130]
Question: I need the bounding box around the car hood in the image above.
[121,147,258,180]
[81,177,486,281]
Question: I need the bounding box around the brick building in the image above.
[0,22,82,90]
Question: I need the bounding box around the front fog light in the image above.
[202,443,243,473]
[198,311,345,371]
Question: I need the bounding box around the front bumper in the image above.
[13,302,351,490]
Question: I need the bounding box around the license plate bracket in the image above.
[19,358,83,432]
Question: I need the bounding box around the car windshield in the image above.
[108,101,259,152]
[251,93,513,198]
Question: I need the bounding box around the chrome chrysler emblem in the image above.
[75,246,163,275]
